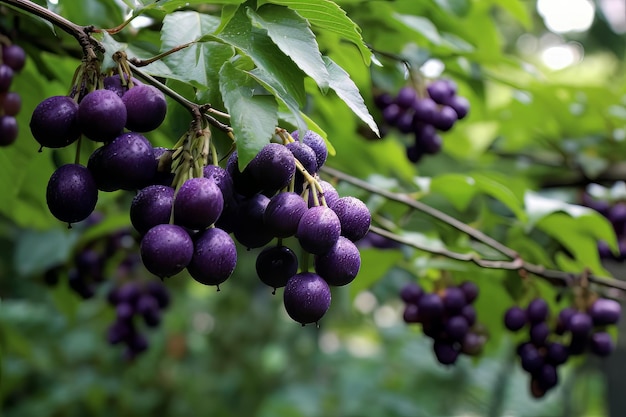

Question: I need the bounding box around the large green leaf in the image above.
[215,4,306,107]
[323,56,379,136]
[159,12,225,87]
[146,0,246,13]
[249,5,329,90]
[257,0,371,64]
[219,61,278,168]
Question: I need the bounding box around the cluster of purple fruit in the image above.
[0,42,26,146]
[374,79,469,163]
[400,280,487,365]
[581,192,626,261]
[29,73,168,226]
[133,129,371,325]
[504,296,621,398]
[106,279,171,360]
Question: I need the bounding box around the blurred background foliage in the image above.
[1,0,625,416]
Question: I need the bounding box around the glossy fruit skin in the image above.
[283,272,331,325]
[140,224,193,278]
[314,236,361,286]
[256,245,298,290]
[291,130,328,170]
[504,306,527,331]
[296,206,341,255]
[130,185,174,235]
[187,227,237,287]
[245,143,296,194]
[0,115,18,146]
[264,192,308,238]
[2,44,26,72]
[103,74,141,98]
[173,177,224,230]
[122,84,167,132]
[78,89,127,142]
[331,196,371,242]
[46,164,98,225]
[588,298,621,325]
[30,96,81,148]
[88,132,157,191]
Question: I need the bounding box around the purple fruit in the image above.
[412,98,438,123]
[526,298,549,323]
[406,144,424,163]
[536,364,558,391]
[103,74,141,98]
[145,280,170,308]
[588,298,621,326]
[232,194,274,249]
[314,236,361,286]
[0,115,17,146]
[78,89,127,142]
[546,342,569,365]
[461,332,486,356]
[417,293,444,321]
[530,322,550,346]
[174,177,224,230]
[245,143,295,194]
[432,105,458,131]
[286,141,318,174]
[256,245,298,291]
[331,196,371,242]
[519,343,543,374]
[122,84,167,132]
[442,287,467,314]
[395,87,418,109]
[0,64,13,92]
[2,91,21,116]
[446,315,469,341]
[504,306,526,331]
[461,304,477,326]
[130,185,174,235]
[400,282,423,304]
[283,272,331,325]
[403,304,420,323]
[2,44,26,72]
[458,281,479,303]
[291,130,328,170]
[310,180,340,209]
[140,224,193,278]
[374,93,393,109]
[203,164,234,206]
[568,312,593,338]
[46,164,98,225]
[88,132,157,191]
[30,96,81,148]
[264,192,308,238]
[589,332,614,357]
[296,205,341,254]
[433,340,459,365]
[426,79,456,105]
[448,95,469,119]
[382,103,402,125]
[187,227,237,287]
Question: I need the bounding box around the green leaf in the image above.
[249,5,330,90]
[430,174,477,212]
[215,4,306,106]
[159,12,227,87]
[323,56,379,137]
[433,0,470,17]
[393,14,441,45]
[14,228,79,277]
[219,61,278,168]
[257,0,371,64]
[492,0,531,29]
[349,248,403,299]
[473,173,527,222]
[149,0,246,13]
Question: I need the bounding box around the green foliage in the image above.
[0,0,624,416]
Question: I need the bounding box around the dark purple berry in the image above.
[140,224,193,278]
[78,89,127,142]
[400,282,423,305]
[291,130,328,170]
[296,205,341,254]
[568,312,593,338]
[412,98,438,123]
[0,115,17,146]
[203,165,234,206]
[264,192,308,238]
[504,306,527,331]
[403,303,420,323]
[232,194,274,249]
[395,87,418,108]
[433,340,459,365]
[526,298,549,324]
[187,227,237,288]
[286,141,318,174]
[256,245,298,291]
[130,185,174,235]
[122,84,167,132]
[417,293,444,321]
[589,332,614,357]
[461,304,477,326]
[446,315,469,341]
[588,298,621,326]
[426,79,455,105]
[46,164,98,225]
[546,342,569,365]
[432,105,458,131]
[174,177,224,230]
[30,96,81,148]
[458,281,479,303]
[530,322,550,346]
[310,180,340,209]
[283,272,331,325]
[2,91,21,116]
[103,74,142,98]
[331,196,371,242]
[382,103,402,125]
[315,236,361,286]
[448,95,469,119]
[2,44,26,72]
[0,64,13,92]
[443,287,467,314]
